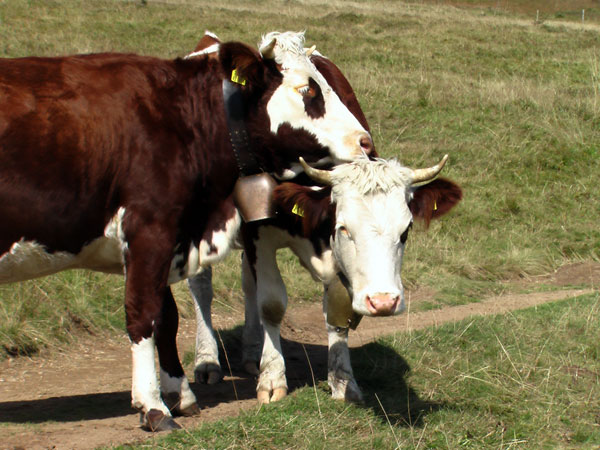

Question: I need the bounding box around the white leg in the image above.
[241,252,263,375]
[131,336,171,415]
[188,267,223,384]
[254,240,288,403]
[323,291,363,403]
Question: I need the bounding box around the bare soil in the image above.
[0,262,598,449]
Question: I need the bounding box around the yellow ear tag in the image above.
[433,200,438,211]
[292,203,304,217]
[231,68,246,86]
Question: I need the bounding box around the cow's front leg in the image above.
[156,287,200,417]
[241,252,262,375]
[188,268,223,385]
[255,247,288,404]
[126,224,181,431]
[323,292,363,403]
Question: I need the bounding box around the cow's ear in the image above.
[409,178,462,227]
[219,42,265,90]
[273,183,333,237]
[193,31,220,52]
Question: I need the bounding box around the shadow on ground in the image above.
[0,327,442,427]
[210,326,444,427]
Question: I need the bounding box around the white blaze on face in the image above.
[329,160,414,316]
[261,32,371,163]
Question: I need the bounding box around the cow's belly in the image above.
[0,208,127,283]
[0,206,242,285]
[0,236,124,284]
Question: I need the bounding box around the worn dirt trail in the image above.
[0,262,598,449]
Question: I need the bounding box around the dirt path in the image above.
[0,262,598,449]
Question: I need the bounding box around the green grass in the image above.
[0,0,598,358]
[115,293,600,449]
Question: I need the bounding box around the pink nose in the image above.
[365,294,400,316]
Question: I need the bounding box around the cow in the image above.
[185,34,461,404]
[0,31,375,431]
[189,155,462,404]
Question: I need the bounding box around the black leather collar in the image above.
[222,79,262,176]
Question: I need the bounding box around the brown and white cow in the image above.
[186,34,461,403]
[0,31,374,430]
[189,156,462,404]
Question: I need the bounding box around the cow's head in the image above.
[200,31,373,170]
[274,156,462,317]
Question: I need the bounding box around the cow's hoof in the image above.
[330,378,364,404]
[177,402,201,417]
[257,389,271,404]
[141,409,181,432]
[243,360,260,376]
[271,387,287,402]
[195,362,223,385]
[344,386,364,404]
[257,387,287,404]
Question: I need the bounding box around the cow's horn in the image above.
[299,157,333,185]
[260,37,277,59]
[411,154,449,184]
[305,45,316,57]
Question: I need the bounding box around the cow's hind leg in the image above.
[255,245,288,403]
[188,268,223,385]
[324,293,363,403]
[156,287,200,417]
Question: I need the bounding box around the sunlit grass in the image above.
[0,0,598,359]
[116,293,600,449]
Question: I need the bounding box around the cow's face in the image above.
[299,156,462,317]
[218,32,373,167]
[332,182,411,316]
[259,32,372,164]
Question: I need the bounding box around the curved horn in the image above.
[259,37,277,59]
[299,157,333,185]
[305,45,316,57]
[411,154,449,184]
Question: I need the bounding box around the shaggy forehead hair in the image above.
[330,158,413,199]
[260,31,330,90]
[260,31,306,62]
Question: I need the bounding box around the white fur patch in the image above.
[198,211,242,266]
[185,44,219,59]
[167,210,241,284]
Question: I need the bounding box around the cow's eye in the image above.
[295,84,316,98]
[400,223,413,244]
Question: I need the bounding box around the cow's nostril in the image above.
[359,135,374,154]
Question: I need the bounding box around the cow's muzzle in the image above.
[365,293,401,316]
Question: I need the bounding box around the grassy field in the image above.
[1,0,599,447]
[0,0,598,387]
[115,292,599,448]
